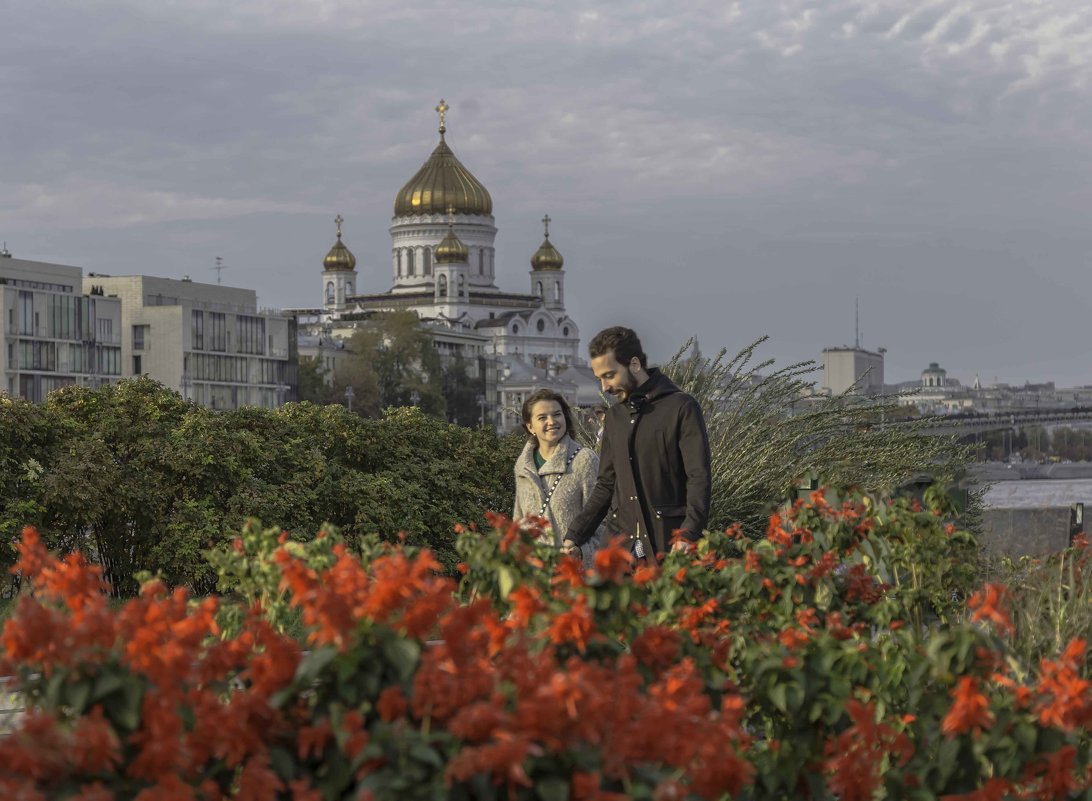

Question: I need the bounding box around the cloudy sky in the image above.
[4,0,1092,386]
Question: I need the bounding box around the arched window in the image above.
[562,326,570,337]
[326,282,335,304]
[536,281,544,298]
[408,249,416,277]
[423,248,432,276]
[396,250,402,277]
[512,324,520,335]
[346,281,353,296]
[458,275,466,297]
[437,274,447,297]
[536,319,545,333]
[478,249,485,275]
[554,283,561,302]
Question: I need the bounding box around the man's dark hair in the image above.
[588,326,647,370]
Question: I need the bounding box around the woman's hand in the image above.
[561,539,581,557]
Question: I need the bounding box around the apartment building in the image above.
[1,253,123,401]
[85,274,296,410]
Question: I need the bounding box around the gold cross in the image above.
[436,99,449,134]
[446,204,456,225]
[335,214,344,238]
[542,214,551,238]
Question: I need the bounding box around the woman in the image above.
[513,389,603,565]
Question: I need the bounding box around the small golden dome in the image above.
[530,213,563,271]
[435,220,469,265]
[393,100,493,218]
[323,215,356,271]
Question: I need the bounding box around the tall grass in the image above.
[664,336,973,535]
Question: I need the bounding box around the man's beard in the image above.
[611,372,640,401]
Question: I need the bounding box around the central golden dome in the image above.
[393,100,493,218]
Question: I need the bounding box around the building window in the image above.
[554,283,561,302]
[132,325,147,350]
[536,281,543,298]
[133,355,142,375]
[562,326,570,337]
[346,281,353,295]
[437,274,447,297]
[537,319,545,333]
[408,249,416,277]
[478,249,484,275]
[423,248,431,276]
[458,275,465,297]
[191,310,204,350]
[512,324,520,334]
[326,282,335,304]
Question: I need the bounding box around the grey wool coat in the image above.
[513,434,604,566]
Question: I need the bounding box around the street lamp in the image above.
[345,385,355,413]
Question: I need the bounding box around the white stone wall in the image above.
[389,213,497,293]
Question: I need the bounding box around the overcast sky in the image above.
[4,0,1092,386]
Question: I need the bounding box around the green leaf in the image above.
[536,776,570,801]
[64,677,92,714]
[91,669,127,702]
[497,566,515,599]
[769,682,788,713]
[382,638,421,681]
[409,741,444,768]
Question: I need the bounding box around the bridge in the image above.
[894,407,1092,437]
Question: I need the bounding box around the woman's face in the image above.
[526,400,566,446]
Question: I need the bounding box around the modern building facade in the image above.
[84,274,296,410]
[1,253,123,401]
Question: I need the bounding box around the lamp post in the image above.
[345,385,355,413]
[477,393,487,428]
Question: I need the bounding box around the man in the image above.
[563,326,711,560]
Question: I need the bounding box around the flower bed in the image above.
[1,488,1090,800]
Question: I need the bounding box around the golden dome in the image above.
[393,100,493,218]
[530,213,564,271]
[323,215,356,271]
[435,220,469,264]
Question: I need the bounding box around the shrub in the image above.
[2,489,1090,799]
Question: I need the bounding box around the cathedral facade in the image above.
[315,100,582,368]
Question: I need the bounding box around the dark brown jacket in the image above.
[566,369,711,554]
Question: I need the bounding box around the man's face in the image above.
[591,351,641,403]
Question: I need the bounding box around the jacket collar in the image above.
[626,368,679,413]
[516,434,578,477]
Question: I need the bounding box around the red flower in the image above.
[940,777,1013,801]
[1034,638,1091,732]
[967,584,1014,637]
[594,538,632,583]
[941,677,994,736]
[377,686,408,722]
[547,595,594,652]
[824,699,913,801]
[631,626,681,673]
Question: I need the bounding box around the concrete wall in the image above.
[979,507,1076,557]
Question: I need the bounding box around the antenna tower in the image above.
[211,256,229,284]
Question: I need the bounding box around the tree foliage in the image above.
[0,378,521,596]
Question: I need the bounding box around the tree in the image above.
[441,353,485,426]
[349,311,445,417]
[295,355,330,405]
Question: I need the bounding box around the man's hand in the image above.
[670,536,693,553]
[561,539,581,557]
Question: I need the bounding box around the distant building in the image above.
[84,274,296,410]
[821,346,885,395]
[287,101,599,427]
[1,254,123,401]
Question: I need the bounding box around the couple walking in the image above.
[512,326,712,566]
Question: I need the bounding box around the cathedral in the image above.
[294,101,598,429]
[313,100,582,367]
